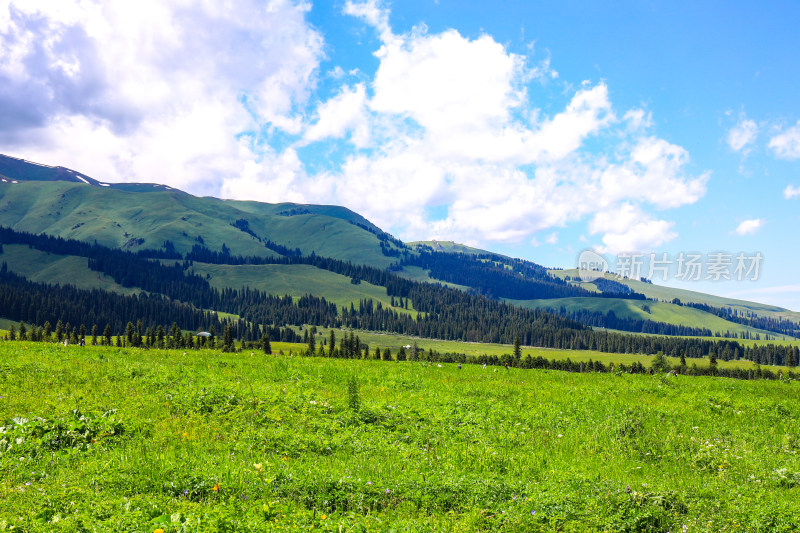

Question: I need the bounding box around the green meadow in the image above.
[2,342,799,531]
[510,297,783,339]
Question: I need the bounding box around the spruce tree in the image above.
[104,324,112,346]
[307,331,316,355]
[262,333,272,355]
[329,330,336,357]
[513,335,521,360]
[223,324,234,351]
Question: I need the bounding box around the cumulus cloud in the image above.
[588,204,677,254]
[0,0,323,191]
[785,185,800,199]
[2,0,709,250]
[734,218,764,236]
[769,120,800,159]
[302,83,370,147]
[727,118,758,153]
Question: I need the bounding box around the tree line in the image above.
[2,226,799,367]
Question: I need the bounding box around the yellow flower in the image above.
[254,463,264,472]
[320,514,327,520]
[154,529,165,533]
[212,483,220,492]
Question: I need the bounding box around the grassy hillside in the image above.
[191,262,417,315]
[408,240,492,255]
[0,179,396,268]
[510,296,786,339]
[1,343,798,531]
[552,269,800,320]
[394,265,469,291]
[0,244,140,295]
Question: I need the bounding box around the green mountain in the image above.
[1,152,798,342]
[0,154,400,268]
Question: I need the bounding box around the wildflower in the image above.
[155,529,165,533]
[320,515,327,520]
[531,510,536,516]
[366,481,372,485]
[212,483,220,492]
[254,463,264,472]
[385,488,390,494]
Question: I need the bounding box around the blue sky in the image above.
[2,1,800,308]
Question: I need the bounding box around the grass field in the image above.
[300,327,793,374]
[1,342,799,531]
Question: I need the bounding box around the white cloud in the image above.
[785,185,800,199]
[370,29,526,135]
[727,118,758,153]
[0,0,323,191]
[734,218,764,236]
[588,203,677,254]
[623,108,652,131]
[302,83,369,147]
[1,0,710,252]
[769,120,800,160]
[344,0,393,43]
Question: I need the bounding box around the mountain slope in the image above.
[0,154,403,268]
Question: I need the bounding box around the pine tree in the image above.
[125,322,135,345]
[329,330,336,357]
[104,324,112,345]
[262,333,272,355]
[307,331,316,355]
[157,325,165,348]
[91,325,98,346]
[223,324,234,351]
[56,320,64,342]
[513,335,521,360]
[43,321,51,341]
[18,322,26,341]
[382,347,392,361]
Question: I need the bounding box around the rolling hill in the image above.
[0,154,402,268]
[1,152,799,344]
